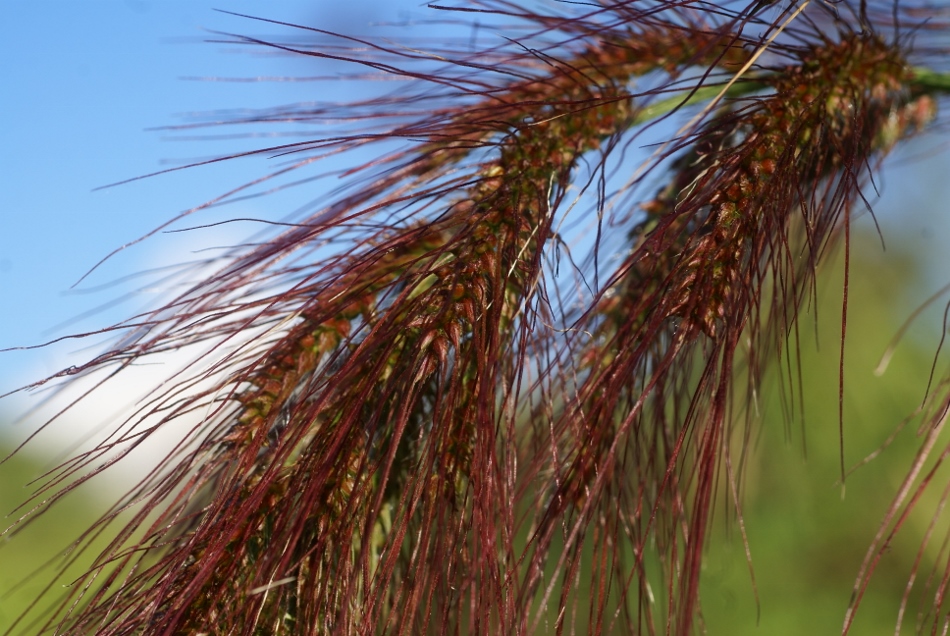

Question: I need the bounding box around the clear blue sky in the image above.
[0,1,429,395]
[2,1,949,401]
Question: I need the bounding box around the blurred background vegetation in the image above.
[0,448,109,632]
[698,225,949,635]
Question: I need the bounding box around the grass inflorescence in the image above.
[4,0,950,634]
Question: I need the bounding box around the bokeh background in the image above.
[3,2,950,633]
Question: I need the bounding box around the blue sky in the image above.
[1,1,429,395]
[2,1,950,410]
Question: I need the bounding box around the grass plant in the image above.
[4,0,950,633]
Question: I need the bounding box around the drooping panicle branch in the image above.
[519,29,938,635]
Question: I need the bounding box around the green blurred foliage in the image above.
[0,446,108,633]
[701,229,950,635]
